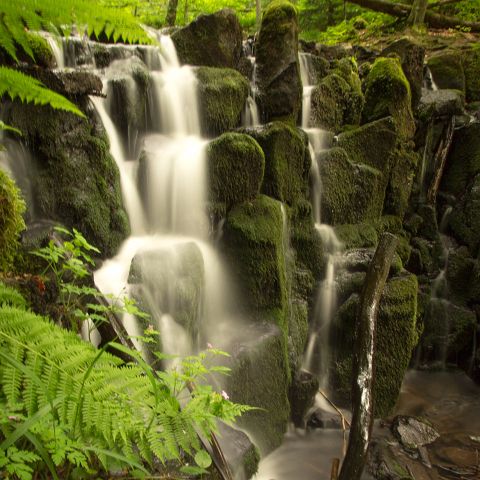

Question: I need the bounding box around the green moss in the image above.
[207,133,265,209]
[196,67,249,136]
[463,47,480,102]
[0,170,26,272]
[25,33,55,68]
[427,51,465,93]
[336,117,397,172]
[8,103,129,258]
[225,324,290,454]
[363,57,415,140]
[222,195,287,324]
[334,223,378,249]
[244,122,310,207]
[319,147,386,225]
[288,300,309,369]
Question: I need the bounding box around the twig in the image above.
[318,389,351,428]
[331,458,340,480]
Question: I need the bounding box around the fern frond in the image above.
[0,67,85,117]
[0,283,27,309]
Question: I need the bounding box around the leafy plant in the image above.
[0,283,252,478]
[0,169,26,273]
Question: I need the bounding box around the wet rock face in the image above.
[255,1,302,123]
[289,370,319,427]
[171,9,242,68]
[392,416,440,450]
[6,100,129,258]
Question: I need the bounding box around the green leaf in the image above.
[0,121,21,135]
[180,464,209,475]
[194,449,212,469]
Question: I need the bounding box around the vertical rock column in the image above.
[256,0,302,123]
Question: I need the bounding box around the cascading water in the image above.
[242,47,260,127]
[299,52,342,390]
[93,36,230,363]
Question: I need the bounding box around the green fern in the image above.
[0,0,153,63]
[0,301,253,475]
[0,67,85,117]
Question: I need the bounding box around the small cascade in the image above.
[299,52,343,391]
[242,55,260,127]
[42,33,65,68]
[93,35,234,363]
[423,66,438,91]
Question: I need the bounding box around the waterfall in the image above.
[242,56,260,127]
[93,35,231,362]
[42,33,65,68]
[300,52,342,391]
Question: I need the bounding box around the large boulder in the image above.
[417,89,465,118]
[171,9,242,68]
[363,57,415,140]
[207,132,265,209]
[381,38,425,108]
[7,101,129,257]
[195,67,249,137]
[319,147,386,225]
[310,59,364,131]
[242,122,310,206]
[427,50,465,93]
[256,1,302,123]
[224,323,290,454]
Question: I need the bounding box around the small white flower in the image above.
[221,390,229,400]
[207,342,213,349]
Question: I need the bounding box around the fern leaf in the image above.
[0,67,85,117]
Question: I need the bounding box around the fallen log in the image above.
[338,232,398,480]
[346,0,480,31]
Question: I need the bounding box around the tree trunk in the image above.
[345,0,480,31]
[165,0,179,26]
[338,233,398,480]
[407,0,428,26]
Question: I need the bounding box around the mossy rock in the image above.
[446,246,477,307]
[363,57,415,140]
[171,9,243,68]
[128,242,205,348]
[0,170,26,271]
[427,50,465,94]
[289,369,318,427]
[7,102,129,257]
[243,122,310,206]
[319,147,386,225]
[332,273,418,417]
[463,47,480,103]
[334,223,378,249]
[441,123,480,197]
[381,38,425,109]
[256,0,302,123]
[207,133,265,209]
[336,116,397,172]
[449,174,480,256]
[310,72,363,132]
[221,195,287,325]
[196,67,249,137]
[225,323,290,454]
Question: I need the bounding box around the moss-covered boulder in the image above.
[319,147,386,225]
[171,9,242,68]
[128,242,205,342]
[336,117,397,172]
[7,102,129,257]
[256,1,302,123]
[195,67,249,136]
[418,89,464,119]
[332,273,418,417]
[463,47,480,103]
[334,223,379,249]
[381,38,425,108]
[427,50,465,93]
[449,174,480,255]
[310,69,363,132]
[207,133,265,208]
[441,123,480,197]
[363,57,415,140]
[0,170,26,271]
[221,195,287,324]
[243,122,310,206]
[225,323,290,454]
